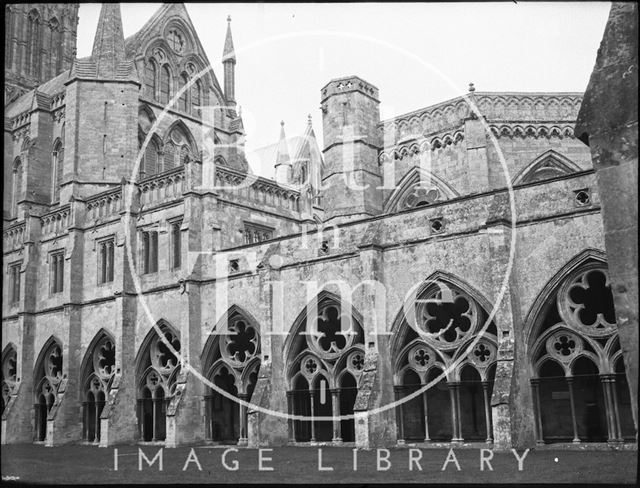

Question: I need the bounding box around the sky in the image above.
[76,2,611,177]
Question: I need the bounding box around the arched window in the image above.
[529,261,635,443]
[34,339,63,442]
[12,158,23,218]
[285,294,365,443]
[26,10,41,78]
[391,276,498,443]
[191,80,202,117]
[5,7,13,68]
[202,307,261,443]
[144,59,157,100]
[52,140,64,203]
[49,18,61,77]
[81,333,115,443]
[178,73,188,112]
[160,65,171,104]
[140,137,159,178]
[136,324,181,442]
[163,141,176,171]
[1,346,18,416]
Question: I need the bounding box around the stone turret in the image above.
[320,76,383,224]
[62,2,140,201]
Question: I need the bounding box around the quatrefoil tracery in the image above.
[408,345,436,371]
[347,350,365,374]
[545,330,583,363]
[468,341,497,369]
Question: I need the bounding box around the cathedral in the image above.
[2,3,637,450]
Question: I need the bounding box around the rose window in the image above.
[221,318,259,368]
[167,29,185,54]
[559,268,616,336]
[417,289,478,349]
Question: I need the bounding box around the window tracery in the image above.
[81,335,115,443]
[203,309,261,444]
[34,340,63,442]
[137,325,181,442]
[286,296,364,443]
[1,347,18,415]
[393,279,498,443]
[529,261,635,443]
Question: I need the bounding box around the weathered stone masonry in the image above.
[3,3,637,449]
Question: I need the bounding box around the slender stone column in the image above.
[309,389,316,442]
[566,377,580,443]
[422,387,430,442]
[600,375,617,442]
[394,386,405,445]
[331,389,342,443]
[152,398,157,442]
[531,379,545,444]
[449,382,463,442]
[482,381,493,443]
[238,393,248,446]
[94,402,100,442]
[286,391,295,443]
[610,377,623,442]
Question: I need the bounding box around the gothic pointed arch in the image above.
[79,330,116,443]
[383,167,459,213]
[202,305,261,444]
[513,150,582,185]
[33,336,63,442]
[284,290,365,443]
[164,119,199,161]
[135,320,181,443]
[1,344,18,416]
[390,272,498,443]
[51,138,64,203]
[526,250,635,443]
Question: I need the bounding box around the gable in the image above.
[124,3,224,103]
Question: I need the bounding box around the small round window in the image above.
[167,29,185,54]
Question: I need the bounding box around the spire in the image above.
[275,121,291,184]
[276,121,291,166]
[91,3,126,78]
[222,15,236,63]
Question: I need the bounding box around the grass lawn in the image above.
[1,444,637,485]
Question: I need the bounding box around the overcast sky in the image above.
[76,2,611,176]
